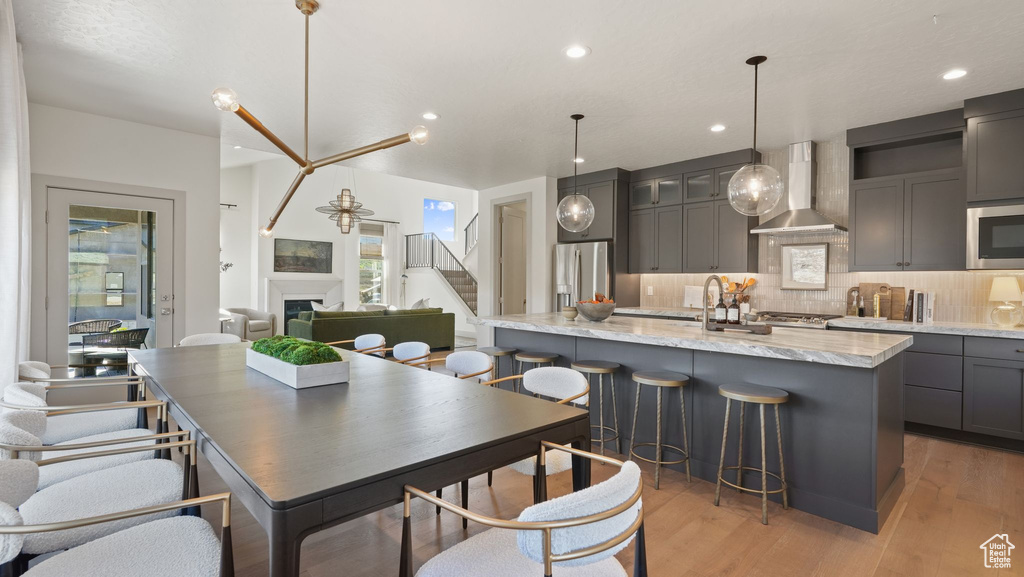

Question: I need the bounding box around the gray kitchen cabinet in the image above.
[963,356,1024,440]
[683,200,757,273]
[903,171,965,271]
[656,177,683,206]
[557,181,615,243]
[849,179,905,271]
[967,108,1024,202]
[714,164,745,200]
[905,385,963,430]
[629,206,681,273]
[631,176,681,209]
[630,180,656,210]
[683,170,714,203]
[683,202,715,272]
[628,209,655,274]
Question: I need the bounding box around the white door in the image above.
[46,188,175,365]
[500,205,527,314]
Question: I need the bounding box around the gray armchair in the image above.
[223,308,276,340]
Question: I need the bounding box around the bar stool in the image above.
[713,383,789,525]
[570,360,621,455]
[513,352,558,392]
[628,370,691,489]
[478,346,517,389]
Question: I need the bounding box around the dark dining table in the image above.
[128,344,591,576]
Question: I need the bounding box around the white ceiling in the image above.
[13,0,1024,190]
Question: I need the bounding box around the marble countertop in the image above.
[614,307,703,319]
[471,313,912,369]
[828,317,1024,340]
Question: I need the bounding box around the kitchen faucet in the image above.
[702,274,772,335]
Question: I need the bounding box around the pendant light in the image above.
[728,56,784,217]
[556,114,596,233]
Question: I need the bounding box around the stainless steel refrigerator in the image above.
[554,242,610,310]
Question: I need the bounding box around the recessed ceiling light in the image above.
[710,124,726,132]
[232,145,242,149]
[565,45,591,59]
[942,69,967,80]
[422,112,439,120]
[574,157,585,163]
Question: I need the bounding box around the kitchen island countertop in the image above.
[473,313,911,369]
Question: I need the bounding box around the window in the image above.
[423,198,456,241]
[359,225,385,304]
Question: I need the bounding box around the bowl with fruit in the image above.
[576,293,616,322]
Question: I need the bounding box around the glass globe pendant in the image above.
[728,56,785,217]
[557,114,596,233]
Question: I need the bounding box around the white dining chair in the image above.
[412,351,493,381]
[401,442,646,577]
[326,333,387,357]
[388,342,432,365]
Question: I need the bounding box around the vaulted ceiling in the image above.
[14,0,1024,189]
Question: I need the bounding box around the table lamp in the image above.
[989,277,1023,327]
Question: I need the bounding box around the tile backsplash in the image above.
[639,135,1024,324]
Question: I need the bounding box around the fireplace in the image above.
[284,299,321,335]
[264,279,343,336]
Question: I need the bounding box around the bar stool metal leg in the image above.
[775,405,788,510]
[610,372,621,454]
[714,398,732,507]
[759,404,768,525]
[737,401,745,491]
[654,387,664,490]
[597,374,606,456]
[628,383,642,463]
[679,385,691,482]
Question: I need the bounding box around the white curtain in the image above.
[0,0,31,387]
[384,223,402,307]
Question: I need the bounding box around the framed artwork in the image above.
[781,243,828,290]
[274,239,333,273]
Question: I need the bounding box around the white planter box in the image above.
[245,348,349,389]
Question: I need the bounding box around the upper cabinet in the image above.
[630,176,682,209]
[682,200,757,273]
[557,181,616,243]
[965,89,1024,203]
[683,170,713,202]
[629,206,682,273]
[847,109,966,272]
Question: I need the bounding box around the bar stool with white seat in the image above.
[628,370,691,489]
[713,383,790,525]
[570,360,621,455]
[476,346,517,389]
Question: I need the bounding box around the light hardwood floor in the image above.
[192,433,1024,576]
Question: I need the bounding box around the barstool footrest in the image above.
[630,442,689,466]
[590,424,619,444]
[717,466,788,495]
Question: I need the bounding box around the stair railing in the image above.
[464,213,479,255]
[405,233,478,315]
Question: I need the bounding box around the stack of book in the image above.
[903,290,935,324]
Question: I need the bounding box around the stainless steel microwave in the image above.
[967,204,1024,269]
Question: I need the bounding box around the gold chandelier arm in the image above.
[264,170,308,233]
[234,105,307,168]
[304,13,310,161]
[310,133,414,169]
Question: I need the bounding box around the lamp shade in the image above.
[989,277,1023,302]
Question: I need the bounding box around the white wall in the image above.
[219,166,253,308]
[476,176,557,345]
[223,157,479,336]
[28,104,221,346]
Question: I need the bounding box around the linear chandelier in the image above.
[211,0,429,238]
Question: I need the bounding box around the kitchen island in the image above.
[472,312,913,533]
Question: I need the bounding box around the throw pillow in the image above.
[311,301,343,312]
[410,298,431,310]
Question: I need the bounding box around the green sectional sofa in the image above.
[286,308,455,351]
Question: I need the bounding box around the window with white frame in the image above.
[359,224,385,304]
[423,198,456,241]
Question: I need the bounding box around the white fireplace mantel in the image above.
[264,279,344,335]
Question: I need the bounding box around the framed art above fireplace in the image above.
[274,238,333,273]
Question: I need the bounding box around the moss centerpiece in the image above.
[246,335,349,389]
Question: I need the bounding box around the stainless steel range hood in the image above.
[751,141,846,234]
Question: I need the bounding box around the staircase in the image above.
[406,233,478,315]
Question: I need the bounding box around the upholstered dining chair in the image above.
[411,351,493,381]
[387,342,432,365]
[400,441,646,577]
[179,333,243,346]
[223,307,276,341]
[0,393,168,490]
[18,361,139,385]
[0,466,234,577]
[326,333,387,357]
[2,435,201,575]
